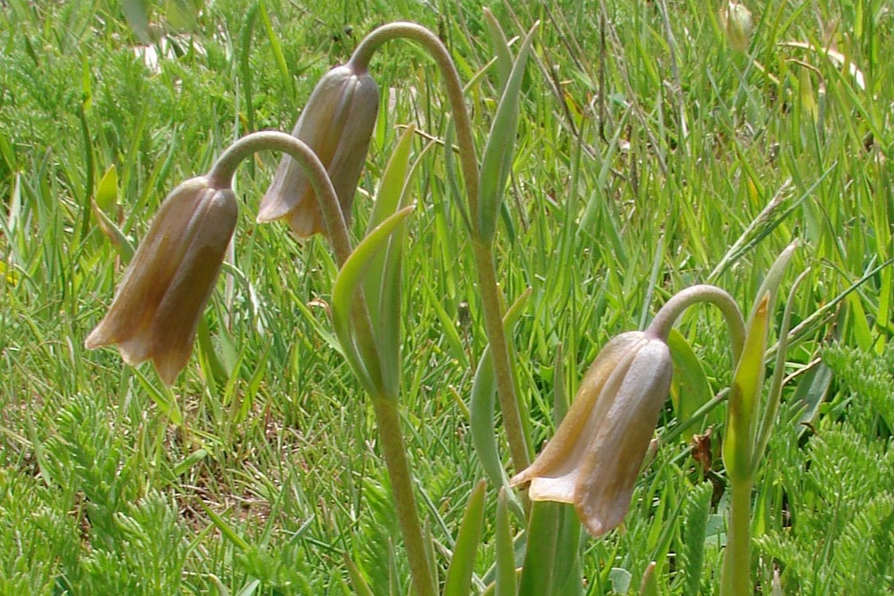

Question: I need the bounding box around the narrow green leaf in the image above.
[639,562,659,596]
[667,328,713,429]
[258,0,293,102]
[196,316,228,390]
[494,489,517,596]
[133,367,182,425]
[470,348,506,489]
[846,292,873,351]
[364,125,416,396]
[469,347,524,522]
[172,449,208,477]
[94,165,118,212]
[239,3,260,132]
[344,554,376,596]
[197,500,250,551]
[368,124,415,233]
[518,501,558,596]
[477,23,537,242]
[91,200,135,263]
[793,361,833,432]
[722,293,769,482]
[442,123,472,234]
[751,242,796,322]
[752,269,810,469]
[443,480,486,596]
[552,506,583,596]
[332,206,415,395]
[483,8,513,93]
[0,127,15,172]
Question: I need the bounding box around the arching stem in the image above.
[350,22,532,472]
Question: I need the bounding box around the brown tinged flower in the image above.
[257,61,379,237]
[510,331,673,537]
[85,176,238,385]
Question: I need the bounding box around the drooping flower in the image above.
[510,331,673,537]
[257,61,379,237]
[721,2,753,53]
[85,176,238,385]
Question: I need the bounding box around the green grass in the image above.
[0,0,891,594]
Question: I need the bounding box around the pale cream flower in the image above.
[721,2,753,53]
[258,62,379,237]
[85,177,237,385]
[511,331,673,537]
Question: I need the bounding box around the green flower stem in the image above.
[720,475,752,596]
[207,131,353,266]
[351,22,532,471]
[209,132,425,591]
[208,131,388,391]
[472,240,532,469]
[371,395,438,596]
[646,284,746,363]
[350,23,481,220]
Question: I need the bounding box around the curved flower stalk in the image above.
[512,285,745,537]
[85,176,237,385]
[258,61,379,237]
[348,19,539,475]
[87,131,350,386]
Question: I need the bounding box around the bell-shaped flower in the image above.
[721,2,753,53]
[85,176,238,385]
[257,62,379,237]
[510,331,673,537]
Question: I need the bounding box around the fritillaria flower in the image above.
[85,176,237,385]
[721,2,753,53]
[510,331,673,537]
[257,61,380,237]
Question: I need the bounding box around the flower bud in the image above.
[258,63,379,237]
[721,2,753,53]
[85,177,237,385]
[510,331,673,537]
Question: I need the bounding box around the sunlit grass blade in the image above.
[752,268,810,469]
[667,328,714,431]
[344,554,376,596]
[443,480,486,596]
[483,8,513,93]
[494,489,518,596]
[258,0,293,103]
[722,293,769,483]
[476,23,537,242]
[517,501,558,596]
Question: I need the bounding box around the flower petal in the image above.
[573,339,673,536]
[85,177,211,356]
[149,189,238,385]
[510,333,645,494]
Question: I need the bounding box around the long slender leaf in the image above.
[443,480,486,596]
[477,23,537,242]
[332,206,414,395]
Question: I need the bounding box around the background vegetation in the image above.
[0,0,891,594]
